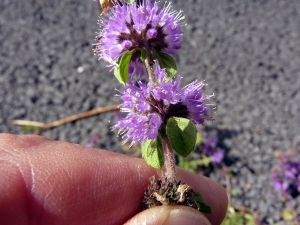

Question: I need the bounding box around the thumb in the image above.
[124,205,211,225]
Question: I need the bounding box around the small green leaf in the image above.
[177,155,200,173]
[166,117,197,157]
[114,50,134,85]
[113,66,122,84]
[125,0,134,4]
[20,125,40,134]
[141,138,164,169]
[230,189,238,196]
[196,132,204,145]
[244,214,252,220]
[281,208,294,221]
[155,50,177,78]
[194,191,204,202]
[244,213,256,225]
[140,48,147,61]
[194,192,211,214]
[201,155,212,167]
[21,125,32,134]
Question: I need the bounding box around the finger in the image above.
[0,134,227,225]
[0,134,156,225]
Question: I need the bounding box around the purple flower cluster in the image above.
[95,0,184,73]
[271,153,300,196]
[114,66,213,145]
[199,137,224,164]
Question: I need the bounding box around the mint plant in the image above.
[94,0,213,213]
[271,150,300,224]
[271,151,300,197]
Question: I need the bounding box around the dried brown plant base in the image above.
[142,176,211,213]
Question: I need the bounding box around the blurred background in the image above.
[1,0,300,223]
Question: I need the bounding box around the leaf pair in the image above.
[113,49,178,85]
[142,117,197,169]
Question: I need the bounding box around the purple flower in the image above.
[271,167,289,193]
[210,149,224,164]
[199,137,224,164]
[128,58,146,77]
[179,81,214,124]
[114,66,213,145]
[271,153,300,196]
[95,0,184,74]
[114,80,162,145]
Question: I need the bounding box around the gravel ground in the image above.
[1,0,300,224]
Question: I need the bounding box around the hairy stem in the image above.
[144,53,156,86]
[162,136,177,182]
[144,51,176,181]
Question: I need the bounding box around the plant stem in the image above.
[144,51,176,181]
[144,53,156,86]
[162,136,177,182]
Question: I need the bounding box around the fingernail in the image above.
[164,206,211,225]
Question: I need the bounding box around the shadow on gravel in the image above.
[200,127,240,176]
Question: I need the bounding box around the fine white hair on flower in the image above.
[94,0,185,76]
[113,65,214,145]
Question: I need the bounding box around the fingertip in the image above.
[125,205,211,225]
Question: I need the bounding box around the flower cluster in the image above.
[199,136,224,164]
[271,153,300,197]
[95,0,184,74]
[114,66,213,145]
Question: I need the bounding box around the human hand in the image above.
[0,134,227,225]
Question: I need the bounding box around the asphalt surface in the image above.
[1,0,300,223]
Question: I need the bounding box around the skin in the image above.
[0,134,228,225]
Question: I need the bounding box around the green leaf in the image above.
[114,50,134,85]
[113,66,122,84]
[155,50,177,78]
[125,0,134,4]
[140,48,147,61]
[230,189,238,196]
[221,206,243,225]
[177,155,199,173]
[244,213,256,225]
[194,192,211,214]
[21,125,32,134]
[194,191,204,202]
[222,213,243,225]
[20,125,40,134]
[281,208,294,221]
[201,155,212,167]
[196,131,204,145]
[166,117,197,157]
[141,138,164,169]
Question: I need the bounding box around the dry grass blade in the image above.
[11,104,119,131]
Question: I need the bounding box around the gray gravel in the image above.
[1,0,300,223]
